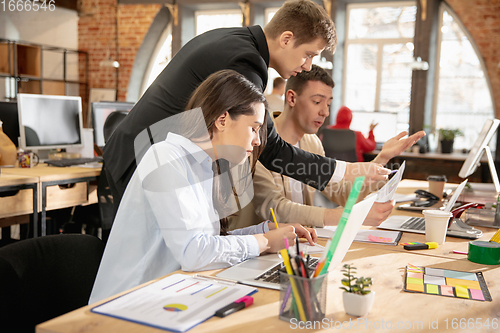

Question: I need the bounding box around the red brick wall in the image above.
[446,0,500,117]
[78,0,160,102]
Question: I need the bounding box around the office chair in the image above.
[97,111,129,242]
[0,234,105,333]
[321,128,358,162]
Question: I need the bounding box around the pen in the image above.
[404,242,438,250]
[270,208,279,229]
[389,169,398,175]
[452,250,468,255]
[215,296,254,318]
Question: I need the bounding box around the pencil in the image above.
[270,208,279,229]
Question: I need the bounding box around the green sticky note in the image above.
[455,285,469,299]
[407,277,423,285]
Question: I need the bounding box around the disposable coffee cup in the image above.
[423,210,452,244]
[427,175,447,199]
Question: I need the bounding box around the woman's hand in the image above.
[261,225,297,253]
[363,200,395,226]
[267,222,318,246]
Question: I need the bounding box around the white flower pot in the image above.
[342,291,375,317]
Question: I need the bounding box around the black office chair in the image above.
[0,234,105,333]
[321,128,358,162]
[97,111,129,242]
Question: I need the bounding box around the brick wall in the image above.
[78,0,160,102]
[446,0,500,117]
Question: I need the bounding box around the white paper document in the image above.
[376,161,406,203]
[316,227,402,246]
[91,274,257,332]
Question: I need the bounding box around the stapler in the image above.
[447,203,483,239]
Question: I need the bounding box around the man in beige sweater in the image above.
[229,65,424,229]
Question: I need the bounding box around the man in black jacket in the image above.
[104,0,420,212]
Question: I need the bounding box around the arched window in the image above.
[140,22,173,96]
[433,4,495,150]
[195,9,242,36]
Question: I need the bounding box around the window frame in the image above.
[194,9,243,36]
[341,1,416,111]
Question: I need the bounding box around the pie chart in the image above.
[163,303,188,312]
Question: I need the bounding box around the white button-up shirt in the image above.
[90,133,268,304]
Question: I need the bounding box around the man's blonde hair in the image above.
[264,0,337,53]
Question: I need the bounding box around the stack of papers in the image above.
[315,227,402,246]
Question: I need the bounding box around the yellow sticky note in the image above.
[426,284,439,295]
[407,277,424,285]
[455,285,469,299]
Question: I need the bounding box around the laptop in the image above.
[217,195,377,290]
[377,180,482,239]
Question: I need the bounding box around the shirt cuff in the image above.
[246,235,261,257]
[330,160,346,183]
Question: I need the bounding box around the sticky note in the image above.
[407,277,424,285]
[446,278,481,290]
[407,272,424,279]
[440,285,454,297]
[455,285,469,299]
[407,265,424,273]
[424,275,446,285]
[425,268,444,276]
[406,283,424,292]
[470,289,485,301]
[426,284,439,295]
[443,270,478,281]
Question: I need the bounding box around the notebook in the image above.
[216,195,377,290]
[377,180,468,235]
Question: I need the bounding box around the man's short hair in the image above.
[264,0,337,53]
[273,77,286,89]
[285,64,334,95]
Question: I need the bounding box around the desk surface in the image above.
[36,180,500,333]
[0,172,39,187]
[1,164,101,182]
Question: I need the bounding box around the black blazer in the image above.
[103,26,337,203]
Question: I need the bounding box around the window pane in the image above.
[196,11,242,36]
[380,43,413,114]
[348,5,416,39]
[344,44,378,111]
[435,10,494,150]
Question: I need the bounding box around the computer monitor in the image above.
[17,94,84,151]
[459,119,500,193]
[0,101,20,147]
[91,101,134,147]
[349,111,399,143]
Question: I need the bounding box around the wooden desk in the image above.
[0,173,38,239]
[36,246,499,333]
[36,179,500,333]
[2,165,101,236]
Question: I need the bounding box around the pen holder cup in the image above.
[279,271,328,323]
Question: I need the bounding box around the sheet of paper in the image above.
[326,195,377,272]
[316,226,401,245]
[288,242,325,256]
[376,161,406,203]
[91,274,257,332]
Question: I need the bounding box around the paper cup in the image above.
[423,210,452,244]
[427,175,447,199]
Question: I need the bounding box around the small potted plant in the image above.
[340,264,375,317]
[439,128,463,154]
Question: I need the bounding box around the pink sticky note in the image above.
[440,285,454,297]
[368,234,393,243]
[470,289,485,301]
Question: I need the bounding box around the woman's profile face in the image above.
[214,102,265,164]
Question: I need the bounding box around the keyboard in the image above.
[45,157,103,167]
[254,257,319,284]
[400,217,425,231]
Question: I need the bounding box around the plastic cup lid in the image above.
[423,210,452,217]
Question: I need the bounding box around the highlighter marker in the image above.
[215,296,254,318]
[404,242,438,250]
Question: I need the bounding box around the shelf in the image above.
[0,42,13,75]
[42,80,65,95]
[16,44,41,78]
[18,80,41,94]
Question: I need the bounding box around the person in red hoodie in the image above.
[327,106,377,162]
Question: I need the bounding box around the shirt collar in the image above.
[248,25,269,68]
[166,132,212,165]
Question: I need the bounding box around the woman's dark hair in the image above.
[184,69,268,234]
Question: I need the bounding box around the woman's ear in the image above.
[279,31,294,49]
[214,111,229,132]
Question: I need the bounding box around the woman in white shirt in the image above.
[90,70,317,303]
